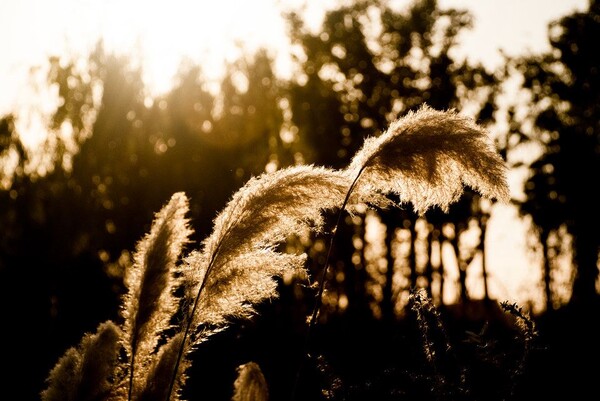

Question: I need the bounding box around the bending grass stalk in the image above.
[291,166,366,401]
[128,341,137,401]
[164,242,222,401]
[164,199,243,401]
[308,167,365,331]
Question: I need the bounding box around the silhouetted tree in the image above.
[512,0,600,307]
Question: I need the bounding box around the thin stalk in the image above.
[164,242,223,401]
[291,165,366,401]
[308,168,364,330]
[127,340,137,401]
[164,198,242,401]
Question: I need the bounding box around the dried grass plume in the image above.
[122,192,192,398]
[231,362,269,401]
[347,104,510,214]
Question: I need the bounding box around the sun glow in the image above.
[92,0,294,95]
[4,0,319,147]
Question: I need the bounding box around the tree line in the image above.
[1,0,599,400]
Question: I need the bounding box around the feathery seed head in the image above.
[202,165,351,261]
[121,192,193,397]
[347,104,510,214]
[137,333,186,401]
[232,362,269,401]
[41,321,123,401]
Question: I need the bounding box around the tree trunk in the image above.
[479,215,490,303]
[450,224,469,304]
[408,219,418,289]
[570,227,599,306]
[437,225,446,307]
[382,211,398,322]
[540,229,553,312]
[344,216,371,320]
[424,223,435,299]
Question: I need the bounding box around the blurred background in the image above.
[1,0,598,400]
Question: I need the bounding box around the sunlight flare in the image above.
[95,0,292,94]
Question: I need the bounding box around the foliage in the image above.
[509,0,600,306]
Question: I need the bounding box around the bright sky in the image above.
[0,0,589,311]
[0,0,589,114]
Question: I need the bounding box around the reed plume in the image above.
[121,192,192,399]
[165,165,350,400]
[41,193,193,401]
[231,362,269,401]
[346,104,510,214]
[136,333,185,401]
[41,321,122,401]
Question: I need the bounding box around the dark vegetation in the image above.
[1,0,599,399]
